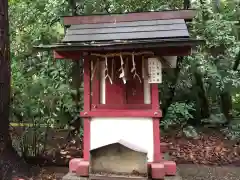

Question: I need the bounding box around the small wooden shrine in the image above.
[37,10,202,180]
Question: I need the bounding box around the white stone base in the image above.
[90,117,154,162]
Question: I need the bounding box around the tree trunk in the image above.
[162,57,183,118]
[68,0,84,129]
[161,0,191,118]
[69,0,82,115]
[211,2,239,124]
[194,71,210,119]
[0,1,38,179]
[220,50,240,124]
[183,0,190,9]
[0,0,12,151]
[68,0,78,15]
[233,50,240,71]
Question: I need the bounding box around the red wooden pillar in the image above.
[83,57,91,161]
[151,84,161,162]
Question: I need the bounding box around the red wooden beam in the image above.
[63,10,196,25]
[155,46,192,56]
[53,50,81,59]
[91,104,152,110]
[80,110,162,118]
[53,46,192,60]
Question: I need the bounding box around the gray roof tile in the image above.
[62,19,189,43]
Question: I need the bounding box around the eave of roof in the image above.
[34,38,204,52]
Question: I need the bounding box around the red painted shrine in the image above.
[37,10,202,180]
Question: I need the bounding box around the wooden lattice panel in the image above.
[148,58,162,83]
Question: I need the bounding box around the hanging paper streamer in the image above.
[90,51,155,84]
[131,53,142,83]
[119,53,126,84]
[104,56,113,84]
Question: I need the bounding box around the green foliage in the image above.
[11,55,80,126]
[233,93,240,112]
[161,102,195,129]
[161,102,199,138]
[161,0,240,136]
[9,0,81,128]
[12,124,51,157]
[9,0,240,151]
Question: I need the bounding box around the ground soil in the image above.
[35,167,68,180]
[9,127,240,179]
[11,127,83,166]
[19,128,239,167]
[162,129,240,166]
[0,147,40,180]
[178,164,240,180]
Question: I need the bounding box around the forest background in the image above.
[6,0,240,167]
